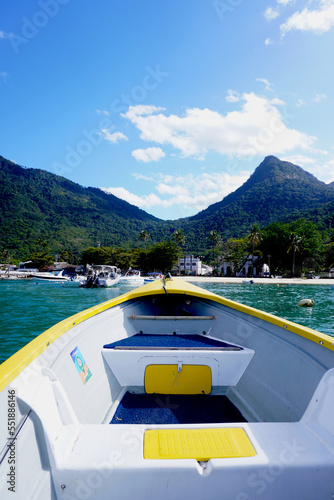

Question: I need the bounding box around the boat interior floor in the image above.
[110,392,247,425]
[103,332,252,426]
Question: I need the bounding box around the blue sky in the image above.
[1,0,334,220]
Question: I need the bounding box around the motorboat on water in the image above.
[31,270,71,282]
[119,269,144,286]
[97,266,120,287]
[144,272,164,284]
[1,277,334,499]
[80,265,120,288]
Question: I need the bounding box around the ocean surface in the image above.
[0,279,333,364]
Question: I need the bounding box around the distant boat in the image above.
[119,269,144,286]
[31,270,71,282]
[242,279,254,284]
[80,265,120,288]
[1,277,334,498]
[144,273,163,284]
[96,266,121,287]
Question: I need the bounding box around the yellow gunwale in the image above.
[1,277,333,392]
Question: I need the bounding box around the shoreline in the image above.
[178,276,334,285]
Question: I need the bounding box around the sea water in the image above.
[0,279,333,364]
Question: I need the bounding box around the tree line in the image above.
[1,219,333,277]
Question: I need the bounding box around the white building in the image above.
[219,255,267,277]
[174,255,213,275]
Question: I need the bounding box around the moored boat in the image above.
[144,272,163,284]
[95,265,120,287]
[80,265,120,288]
[31,270,71,282]
[119,269,144,286]
[1,277,334,499]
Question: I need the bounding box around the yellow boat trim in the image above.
[145,364,212,395]
[144,427,257,460]
[1,277,333,392]
[163,278,334,352]
[0,280,165,392]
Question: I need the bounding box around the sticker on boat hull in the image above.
[70,346,92,384]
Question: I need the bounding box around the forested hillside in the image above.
[1,154,334,259]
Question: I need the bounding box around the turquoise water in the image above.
[0,279,333,364]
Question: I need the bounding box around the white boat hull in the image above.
[119,277,144,285]
[32,273,70,282]
[1,278,334,499]
[98,275,121,287]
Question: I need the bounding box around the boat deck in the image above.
[110,392,247,425]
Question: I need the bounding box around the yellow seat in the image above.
[144,427,257,460]
[144,364,211,395]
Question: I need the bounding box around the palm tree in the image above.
[208,230,221,275]
[171,229,186,275]
[138,230,150,248]
[247,224,263,276]
[287,233,302,277]
[171,229,185,247]
[247,224,262,255]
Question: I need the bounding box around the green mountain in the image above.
[1,154,334,259]
[0,156,165,259]
[177,156,334,251]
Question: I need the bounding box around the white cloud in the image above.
[0,31,9,39]
[264,6,280,20]
[296,98,306,107]
[277,0,294,4]
[313,93,327,103]
[101,187,163,209]
[123,95,316,159]
[282,154,334,183]
[226,89,240,102]
[132,147,165,163]
[256,78,273,91]
[0,71,8,82]
[310,158,334,183]
[123,104,165,121]
[281,154,317,167]
[100,129,128,143]
[295,93,326,107]
[265,37,273,45]
[96,109,110,116]
[280,1,334,35]
[101,170,251,214]
[270,97,286,105]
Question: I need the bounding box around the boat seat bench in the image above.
[102,334,255,389]
[52,421,334,498]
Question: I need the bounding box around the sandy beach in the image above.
[178,276,334,285]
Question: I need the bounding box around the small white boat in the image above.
[1,277,334,499]
[119,269,144,286]
[96,266,121,287]
[144,273,163,284]
[31,270,71,282]
[80,266,120,288]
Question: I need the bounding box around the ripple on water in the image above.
[0,280,333,363]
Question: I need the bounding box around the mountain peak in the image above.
[251,156,321,186]
[188,156,334,228]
